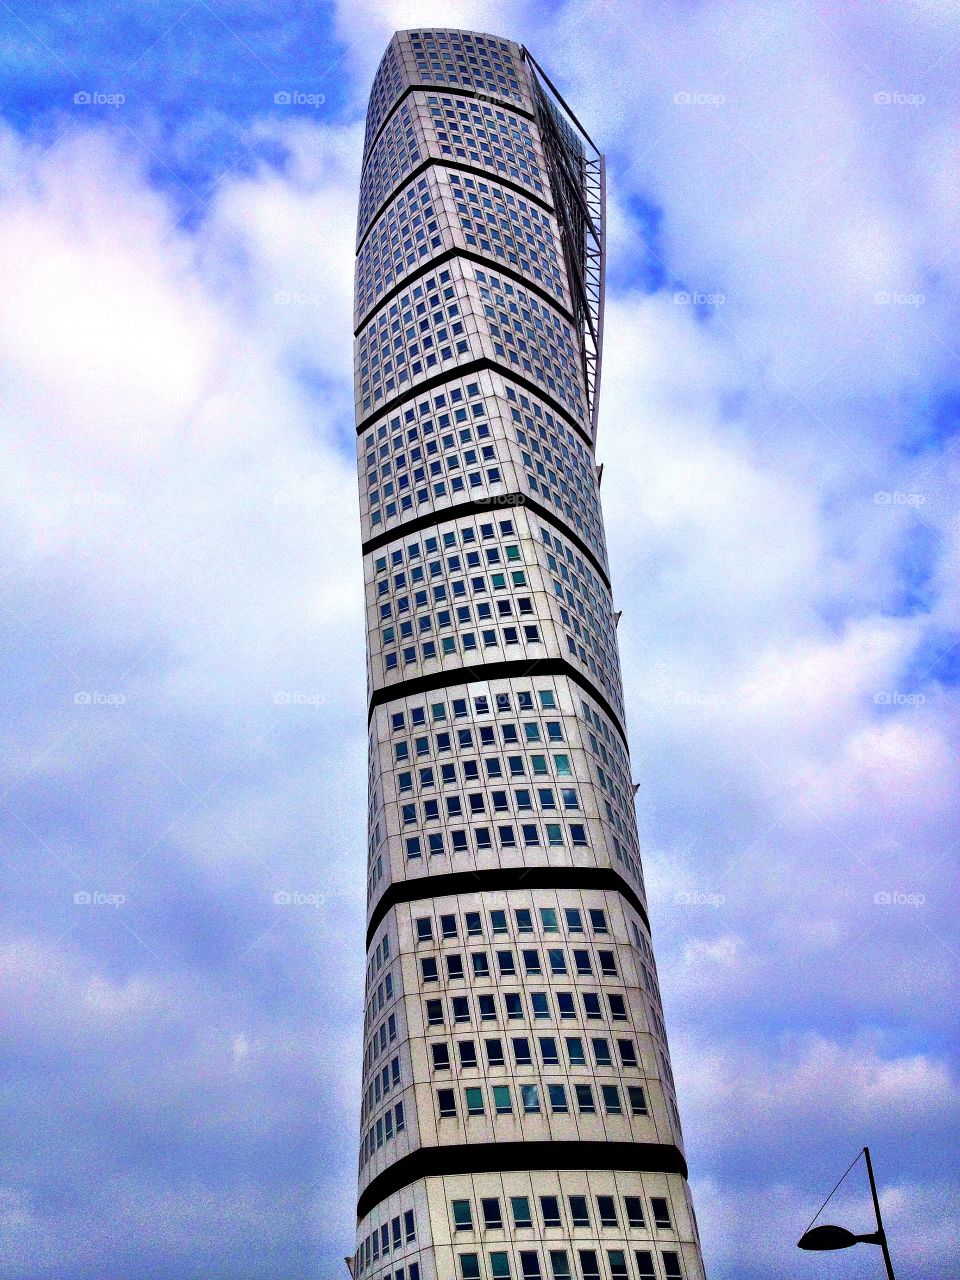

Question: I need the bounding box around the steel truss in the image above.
[521,47,606,441]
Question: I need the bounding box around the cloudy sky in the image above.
[1,1,957,1277]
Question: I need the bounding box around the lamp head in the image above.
[798,1225,882,1251]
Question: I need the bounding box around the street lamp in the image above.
[797,1147,896,1280]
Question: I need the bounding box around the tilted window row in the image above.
[434,1076,648,1122]
[452,1247,684,1280]
[414,904,610,942]
[359,375,605,562]
[450,1190,673,1234]
[429,1031,643,1075]
[423,987,632,1030]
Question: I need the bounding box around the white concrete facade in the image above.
[353,28,707,1280]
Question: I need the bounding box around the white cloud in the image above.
[1,4,957,1278]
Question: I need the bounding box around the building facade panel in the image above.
[361,509,623,720]
[354,258,587,428]
[362,675,647,922]
[353,27,707,1280]
[358,92,549,247]
[362,29,533,164]
[355,164,569,329]
[357,885,682,1193]
[357,369,607,571]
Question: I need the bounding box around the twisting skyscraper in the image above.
[352,28,706,1280]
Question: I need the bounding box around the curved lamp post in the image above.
[797,1148,896,1279]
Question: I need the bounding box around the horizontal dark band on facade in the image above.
[355,358,593,452]
[357,156,555,255]
[354,243,574,336]
[363,82,536,168]
[357,1140,688,1221]
[366,866,649,949]
[367,656,628,748]
[361,493,610,592]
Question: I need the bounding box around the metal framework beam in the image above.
[521,47,606,441]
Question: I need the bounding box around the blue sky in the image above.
[0,2,957,1278]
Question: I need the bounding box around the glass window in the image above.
[540,1196,561,1228]
[577,1250,600,1280]
[628,1086,648,1116]
[453,1201,473,1231]
[565,1036,585,1065]
[608,994,627,1020]
[634,1254,655,1280]
[482,1198,503,1229]
[549,1254,570,1280]
[607,1252,627,1280]
[652,1198,672,1229]
[592,1037,612,1065]
[477,994,496,1020]
[520,1254,541,1280]
[625,1197,645,1228]
[601,1085,622,1114]
[512,1037,532,1065]
[465,1087,484,1116]
[485,1037,504,1066]
[453,996,471,1022]
[597,1196,618,1228]
[557,992,576,1018]
[538,1036,558,1065]
[547,1084,567,1112]
[511,1197,532,1229]
[564,908,583,932]
[568,1196,589,1227]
